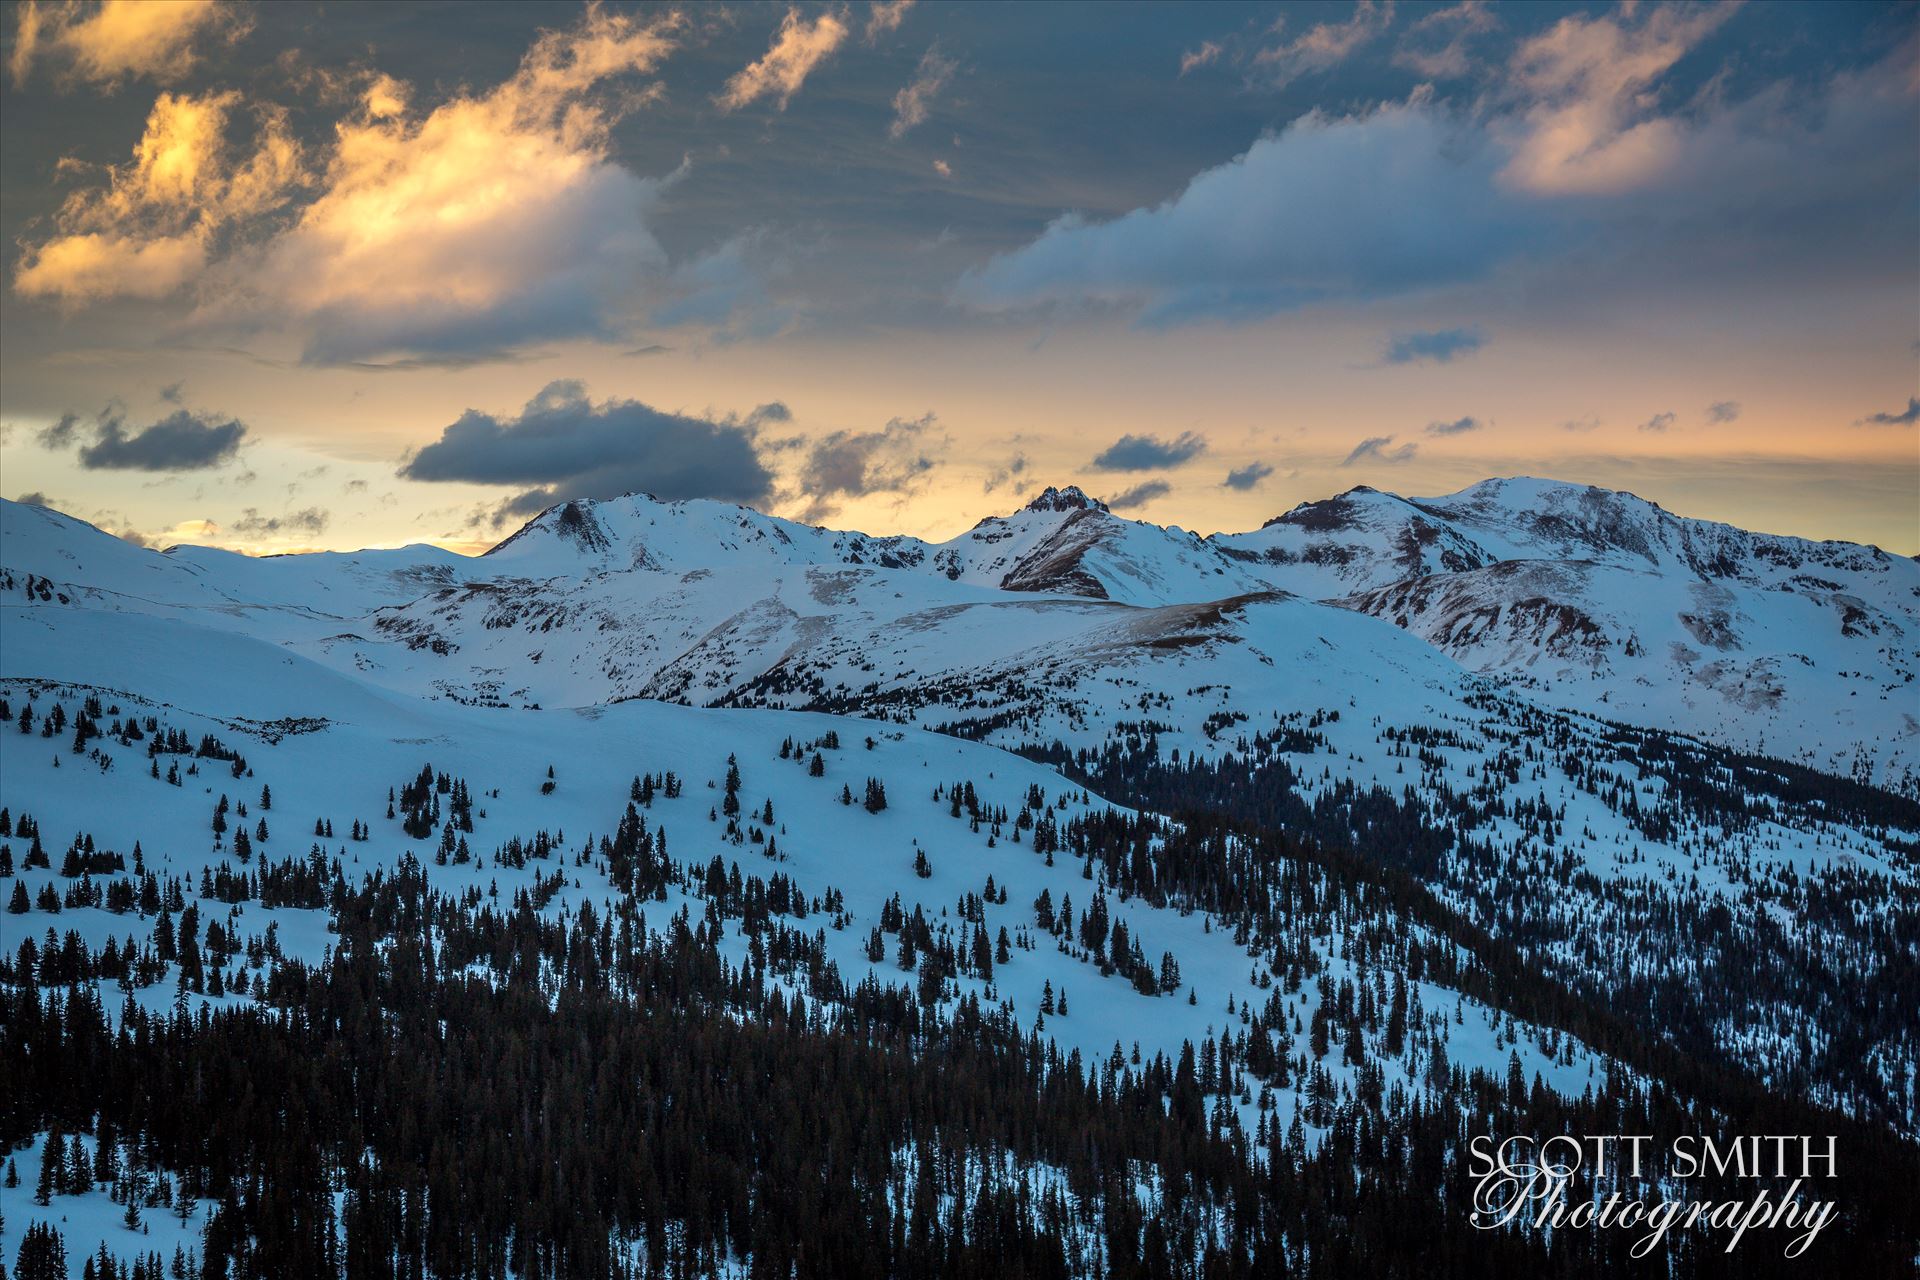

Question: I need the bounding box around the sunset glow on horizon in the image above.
[2,0,1915,555]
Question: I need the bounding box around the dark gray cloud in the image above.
[1342,435,1417,466]
[229,507,332,538]
[14,491,53,507]
[401,380,777,511]
[1639,412,1677,434]
[1091,430,1207,471]
[793,411,942,523]
[1424,416,1481,437]
[1384,328,1485,365]
[37,413,82,450]
[1857,397,1918,427]
[52,407,249,471]
[983,453,1029,494]
[1705,401,1741,424]
[1223,461,1274,490]
[1105,479,1171,511]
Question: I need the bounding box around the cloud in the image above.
[251,8,683,363]
[15,8,686,366]
[1105,480,1172,511]
[792,411,943,523]
[932,158,952,178]
[1393,0,1497,79]
[9,0,244,89]
[1223,462,1275,490]
[1638,411,1677,434]
[1179,41,1223,76]
[14,491,53,508]
[14,89,305,303]
[51,406,249,471]
[983,453,1029,493]
[1498,3,1737,196]
[889,48,954,138]
[960,10,1917,332]
[957,98,1522,324]
[1383,326,1485,365]
[229,506,330,538]
[402,381,777,516]
[1705,400,1741,424]
[1253,0,1393,88]
[717,7,849,112]
[1423,415,1481,436]
[866,0,914,42]
[1560,417,1602,433]
[648,236,791,342]
[1341,435,1417,466]
[37,412,83,450]
[1090,431,1207,471]
[1857,396,1919,428]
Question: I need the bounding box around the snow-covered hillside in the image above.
[3,480,1916,1274]
[10,476,1910,789]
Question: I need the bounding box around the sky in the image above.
[0,0,1915,556]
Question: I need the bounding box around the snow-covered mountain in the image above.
[4,479,1917,1270]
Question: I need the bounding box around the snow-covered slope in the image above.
[4,478,1917,1277]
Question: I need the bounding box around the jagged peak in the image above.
[1022,485,1109,515]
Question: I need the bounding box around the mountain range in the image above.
[3,477,1916,1272]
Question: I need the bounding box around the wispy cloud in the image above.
[1424,416,1481,436]
[1705,400,1741,424]
[865,0,914,43]
[1105,479,1172,511]
[1857,396,1919,428]
[1500,3,1737,196]
[1253,0,1393,89]
[1342,435,1418,466]
[1639,411,1676,433]
[1179,41,1223,76]
[792,411,944,523]
[890,48,955,139]
[1383,327,1485,365]
[9,0,246,89]
[717,7,850,112]
[1393,0,1497,79]
[229,506,330,538]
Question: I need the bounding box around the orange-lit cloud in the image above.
[716,7,849,112]
[865,0,913,44]
[13,5,686,360]
[889,47,953,138]
[1499,3,1736,196]
[14,89,304,302]
[244,5,681,361]
[9,0,243,90]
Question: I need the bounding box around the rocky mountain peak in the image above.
[1022,485,1109,514]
